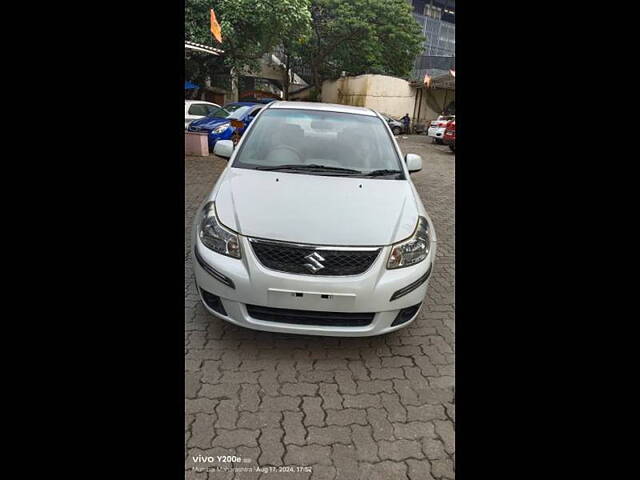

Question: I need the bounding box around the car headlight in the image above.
[387,216,430,269]
[212,123,230,134]
[198,202,241,259]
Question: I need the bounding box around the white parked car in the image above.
[185,100,222,129]
[427,115,455,143]
[191,101,436,337]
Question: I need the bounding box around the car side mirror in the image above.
[213,140,234,159]
[405,153,422,173]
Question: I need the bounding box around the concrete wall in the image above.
[322,74,454,123]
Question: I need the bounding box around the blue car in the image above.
[187,102,267,150]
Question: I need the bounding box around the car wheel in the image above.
[449,145,455,152]
[392,126,401,135]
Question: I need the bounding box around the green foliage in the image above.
[185,0,423,93]
[303,0,424,87]
[185,0,311,76]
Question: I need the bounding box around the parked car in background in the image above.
[427,115,455,144]
[379,113,404,135]
[185,100,222,129]
[192,101,436,337]
[443,120,455,152]
[187,102,266,150]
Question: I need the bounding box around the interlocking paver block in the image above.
[393,421,436,440]
[356,380,394,394]
[366,407,394,441]
[211,428,259,448]
[325,408,367,426]
[356,461,408,480]
[261,395,301,412]
[215,399,238,429]
[421,436,448,460]
[350,425,378,462]
[283,411,306,445]
[342,394,381,409]
[434,419,455,454]
[188,413,215,449]
[302,396,324,427]
[258,427,285,466]
[379,393,407,422]
[307,425,351,445]
[431,458,455,479]
[369,368,405,380]
[239,384,261,412]
[282,382,319,397]
[406,459,436,480]
[318,383,343,409]
[284,445,332,466]
[237,411,282,430]
[332,444,358,480]
[186,371,202,399]
[334,370,357,394]
[310,465,337,480]
[406,404,447,422]
[378,439,424,461]
[199,383,240,400]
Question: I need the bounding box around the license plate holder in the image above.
[267,288,356,310]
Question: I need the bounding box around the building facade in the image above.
[407,0,455,81]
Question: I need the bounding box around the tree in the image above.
[185,0,311,100]
[301,0,424,94]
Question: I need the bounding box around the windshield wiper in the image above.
[255,164,362,174]
[365,169,404,177]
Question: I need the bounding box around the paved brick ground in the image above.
[185,135,455,479]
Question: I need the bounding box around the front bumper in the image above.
[207,129,235,149]
[192,236,436,336]
[427,127,445,138]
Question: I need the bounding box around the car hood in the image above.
[190,117,230,129]
[214,168,419,246]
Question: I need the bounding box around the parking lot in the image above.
[185,134,455,479]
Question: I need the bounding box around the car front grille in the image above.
[249,239,380,276]
[246,304,374,327]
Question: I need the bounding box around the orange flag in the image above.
[210,8,222,43]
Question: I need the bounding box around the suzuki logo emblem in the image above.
[303,252,325,273]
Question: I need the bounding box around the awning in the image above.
[185,40,223,56]
[185,81,199,90]
[410,69,455,90]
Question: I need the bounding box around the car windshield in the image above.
[206,107,230,119]
[223,104,250,113]
[232,109,403,178]
[227,106,252,120]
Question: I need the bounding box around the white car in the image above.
[191,101,436,337]
[185,100,222,129]
[427,115,455,143]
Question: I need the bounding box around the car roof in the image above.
[268,101,377,117]
[185,100,218,105]
[224,102,260,107]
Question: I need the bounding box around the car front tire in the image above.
[392,126,401,135]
